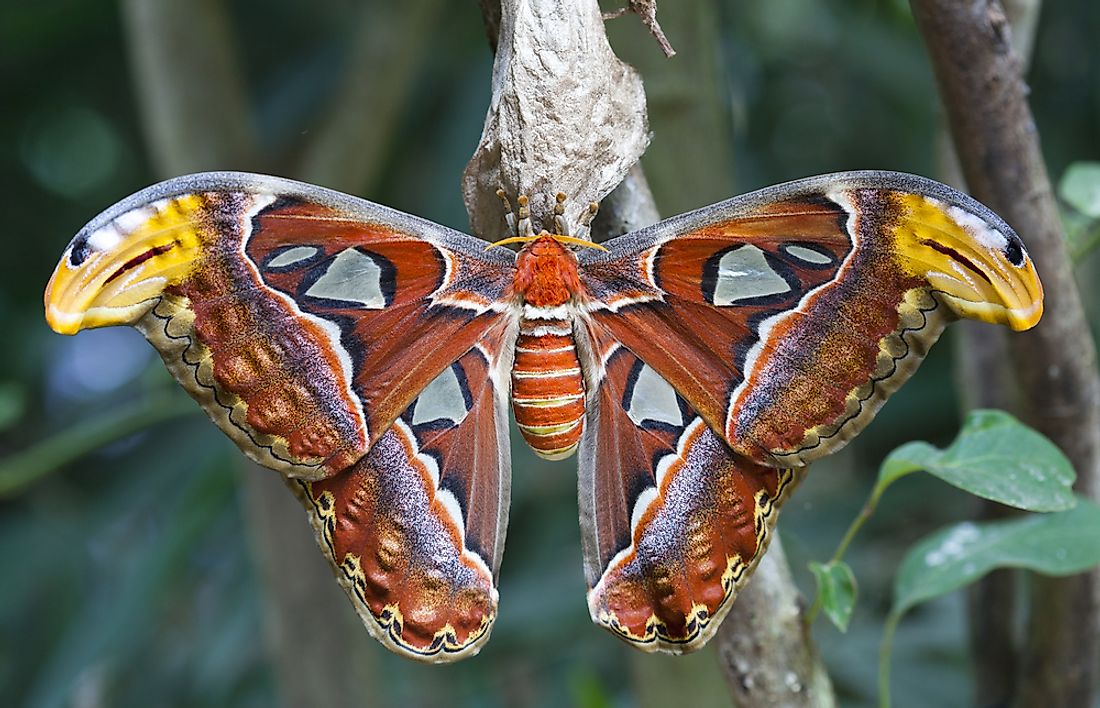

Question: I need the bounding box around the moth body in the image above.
[510,235,588,459]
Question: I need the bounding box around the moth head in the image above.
[45,195,205,334]
[890,192,1043,331]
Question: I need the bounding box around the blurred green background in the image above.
[1,1,1097,706]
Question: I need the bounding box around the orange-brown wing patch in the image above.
[244,198,512,455]
[45,177,515,480]
[582,196,854,459]
[293,343,511,662]
[578,341,796,652]
[725,191,928,464]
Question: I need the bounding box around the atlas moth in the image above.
[45,170,1042,662]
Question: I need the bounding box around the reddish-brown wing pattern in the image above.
[45,170,1044,662]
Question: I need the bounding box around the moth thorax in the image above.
[510,317,585,460]
[513,235,583,308]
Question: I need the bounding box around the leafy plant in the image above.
[805,409,1100,707]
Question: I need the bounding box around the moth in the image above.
[45,171,1043,662]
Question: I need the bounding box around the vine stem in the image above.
[878,611,902,708]
[805,479,888,625]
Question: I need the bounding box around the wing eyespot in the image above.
[1004,235,1025,267]
[69,235,91,266]
[780,242,835,268]
[264,245,323,271]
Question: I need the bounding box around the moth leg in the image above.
[495,188,518,236]
[516,195,534,237]
[575,201,600,241]
[553,192,571,236]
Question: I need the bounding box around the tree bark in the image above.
[717,542,835,708]
[121,0,258,174]
[945,2,1039,704]
[912,1,1100,705]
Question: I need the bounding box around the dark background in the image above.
[1,1,1097,706]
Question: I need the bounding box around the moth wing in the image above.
[575,330,797,652]
[579,171,1042,467]
[45,172,516,479]
[291,331,514,662]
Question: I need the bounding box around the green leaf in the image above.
[1060,163,1100,260]
[809,560,857,632]
[892,498,1100,616]
[1060,161,1100,218]
[880,500,1100,707]
[1063,209,1100,262]
[876,409,1075,512]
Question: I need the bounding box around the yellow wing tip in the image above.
[44,304,82,335]
[1006,297,1044,331]
[935,287,1044,331]
[892,193,1045,331]
[43,195,208,333]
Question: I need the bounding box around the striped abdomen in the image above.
[511,317,586,460]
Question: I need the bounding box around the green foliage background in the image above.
[1,1,1097,706]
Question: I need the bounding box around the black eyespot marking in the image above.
[1004,234,1025,267]
[69,235,91,266]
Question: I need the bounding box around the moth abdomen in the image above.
[511,316,586,460]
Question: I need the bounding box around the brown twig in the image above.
[911,1,1100,705]
[603,0,676,58]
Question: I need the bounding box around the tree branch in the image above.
[297,0,444,193]
[911,1,1100,705]
[945,2,1040,703]
[717,541,835,708]
[602,0,676,58]
[120,0,258,175]
[597,155,836,708]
